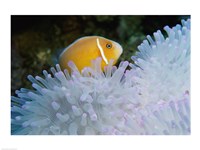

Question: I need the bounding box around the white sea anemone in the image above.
[129,19,190,105]
[12,58,137,135]
[11,19,190,135]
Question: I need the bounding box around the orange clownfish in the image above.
[59,36,123,72]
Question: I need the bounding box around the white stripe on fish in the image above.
[96,38,108,64]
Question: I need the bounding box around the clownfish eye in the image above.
[106,43,112,49]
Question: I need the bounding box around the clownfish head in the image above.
[59,36,123,72]
[95,36,123,65]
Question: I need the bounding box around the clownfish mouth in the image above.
[115,42,123,56]
[96,38,109,64]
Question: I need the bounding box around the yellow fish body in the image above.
[59,36,123,72]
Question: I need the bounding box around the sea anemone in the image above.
[11,19,190,135]
[129,19,190,105]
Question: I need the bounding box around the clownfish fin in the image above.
[52,47,65,65]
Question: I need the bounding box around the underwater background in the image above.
[11,15,189,96]
[11,16,191,135]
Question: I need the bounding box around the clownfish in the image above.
[59,36,123,72]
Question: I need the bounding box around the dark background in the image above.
[11,15,190,95]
